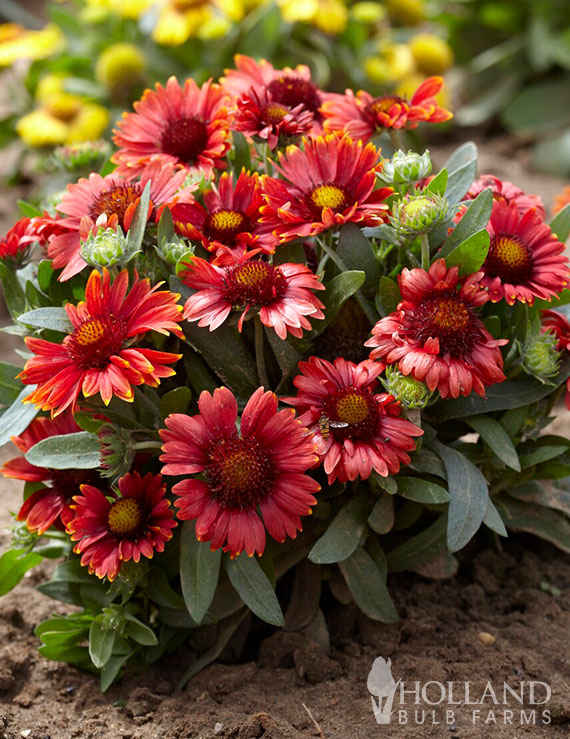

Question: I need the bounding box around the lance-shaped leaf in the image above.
[465,414,520,471]
[26,431,101,469]
[310,270,365,338]
[443,141,478,205]
[124,180,151,259]
[337,223,380,289]
[309,494,372,564]
[18,307,73,333]
[179,521,221,625]
[0,386,39,446]
[438,188,493,259]
[339,547,398,623]
[225,553,284,627]
[387,514,448,572]
[444,229,490,275]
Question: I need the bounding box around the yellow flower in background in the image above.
[364,42,415,84]
[95,43,146,93]
[153,0,244,45]
[409,34,453,76]
[350,1,386,24]
[0,23,64,67]
[384,0,424,26]
[278,0,348,33]
[84,0,153,18]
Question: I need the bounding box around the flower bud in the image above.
[382,366,432,409]
[520,319,561,384]
[155,236,194,266]
[11,521,37,550]
[98,424,135,481]
[95,43,146,95]
[80,226,127,268]
[379,149,432,185]
[409,34,454,76]
[391,192,449,237]
[52,139,111,172]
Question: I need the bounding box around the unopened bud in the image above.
[391,192,448,237]
[379,149,432,185]
[80,226,127,268]
[520,319,561,384]
[382,366,432,409]
[98,423,135,481]
[52,139,111,172]
[155,236,194,266]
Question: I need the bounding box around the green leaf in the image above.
[376,276,400,317]
[124,613,158,646]
[179,521,221,625]
[0,386,40,446]
[147,567,186,609]
[311,270,365,337]
[494,495,570,553]
[225,554,284,627]
[309,494,372,564]
[0,362,23,405]
[232,132,252,174]
[265,327,301,382]
[17,199,42,218]
[387,514,447,572]
[89,618,116,669]
[465,414,520,471]
[52,559,97,584]
[37,260,54,292]
[396,477,450,504]
[427,168,448,196]
[36,580,83,606]
[339,547,398,623]
[101,650,132,692]
[431,441,489,552]
[550,203,570,243]
[444,230,490,275]
[483,499,508,537]
[438,189,493,259]
[125,180,151,257]
[18,307,72,333]
[337,223,379,289]
[0,548,42,595]
[443,141,478,205]
[157,206,175,246]
[519,444,569,468]
[367,494,395,534]
[26,431,101,469]
[159,387,191,418]
[502,78,570,135]
[0,262,26,318]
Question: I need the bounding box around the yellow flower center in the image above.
[429,297,470,331]
[368,95,403,115]
[264,102,289,123]
[209,209,245,233]
[493,235,529,271]
[74,318,106,346]
[336,392,370,425]
[107,498,142,535]
[311,184,347,211]
[400,197,431,218]
[234,261,271,288]
[45,93,81,122]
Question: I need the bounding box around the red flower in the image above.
[464,175,545,218]
[554,186,570,216]
[160,387,320,557]
[541,309,570,409]
[233,87,315,150]
[482,202,569,305]
[2,413,99,534]
[259,134,392,244]
[67,472,176,581]
[0,218,44,267]
[181,250,325,339]
[20,269,183,415]
[174,169,276,257]
[283,357,423,484]
[113,77,231,178]
[47,161,195,281]
[321,77,452,142]
[365,260,508,399]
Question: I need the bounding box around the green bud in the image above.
[80,226,128,268]
[519,318,561,384]
[382,366,432,409]
[155,236,194,266]
[390,192,449,237]
[379,149,432,185]
[52,139,111,172]
[11,520,37,550]
[98,423,135,481]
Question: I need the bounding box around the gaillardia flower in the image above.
[321,76,452,141]
[113,77,231,178]
[174,169,275,256]
[20,269,183,415]
[67,472,176,581]
[365,260,508,399]
[541,310,570,409]
[180,250,325,338]
[0,217,43,268]
[482,202,569,305]
[259,134,392,244]
[464,175,545,218]
[2,413,99,534]
[284,357,423,483]
[160,387,320,557]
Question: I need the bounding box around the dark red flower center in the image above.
[206,436,274,510]
[204,209,250,246]
[161,117,208,165]
[90,183,142,225]
[484,233,532,284]
[107,497,143,536]
[307,184,348,217]
[412,294,481,356]
[261,102,290,125]
[267,76,321,116]
[65,315,126,369]
[50,469,100,498]
[365,95,407,126]
[223,260,287,306]
[322,387,379,442]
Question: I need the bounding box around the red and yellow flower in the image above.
[67,472,176,581]
[464,175,545,219]
[482,202,569,305]
[284,356,423,484]
[20,269,184,415]
[321,76,452,141]
[366,260,508,399]
[259,134,392,244]
[541,309,570,409]
[160,386,320,557]
[180,250,325,338]
[113,76,231,178]
[0,217,44,267]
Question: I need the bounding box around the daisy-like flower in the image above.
[2,413,99,534]
[464,175,545,218]
[48,161,195,281]
[181,250,325,338]
[20,268,184,415]
[0,217,43,267]
[321,76,452,142]
[113,77,231,178]
[365,259,508,399]
[67,472,176,581]
[160,386,320,557]
[259,134,392,244]
[554,186,570,216]
[481,202,569,305]
[174,169,275,257]
[283,357,423,484]
[233,87,315,150]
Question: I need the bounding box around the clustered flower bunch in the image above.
[1,58,570,689]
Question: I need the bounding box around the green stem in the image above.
[132,440,162,452]
[255,316,270,390]
[420,233,431,270]
[389,129,404,152]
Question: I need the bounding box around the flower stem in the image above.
[389,129,404,152]
[255,316,270,390]
[420,233,431,270]
[132,440,162,451]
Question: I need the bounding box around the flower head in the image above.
[67,472,176,581]
[464,175,545,218]
[321,76,452,142]
[366,259,508,399]
[391,191,448,237]
[180,250,325,339]
[259,134,392,244]
[113,77,231,178]
[541,309,570,409]
[0,218,43,268]
[481,202,569,305]
[2,413,99,534]
[0,22,63,67]
[20,268,183,415]
[277,0,348,34]
[160,386,320,557]
[284,357,423,483]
